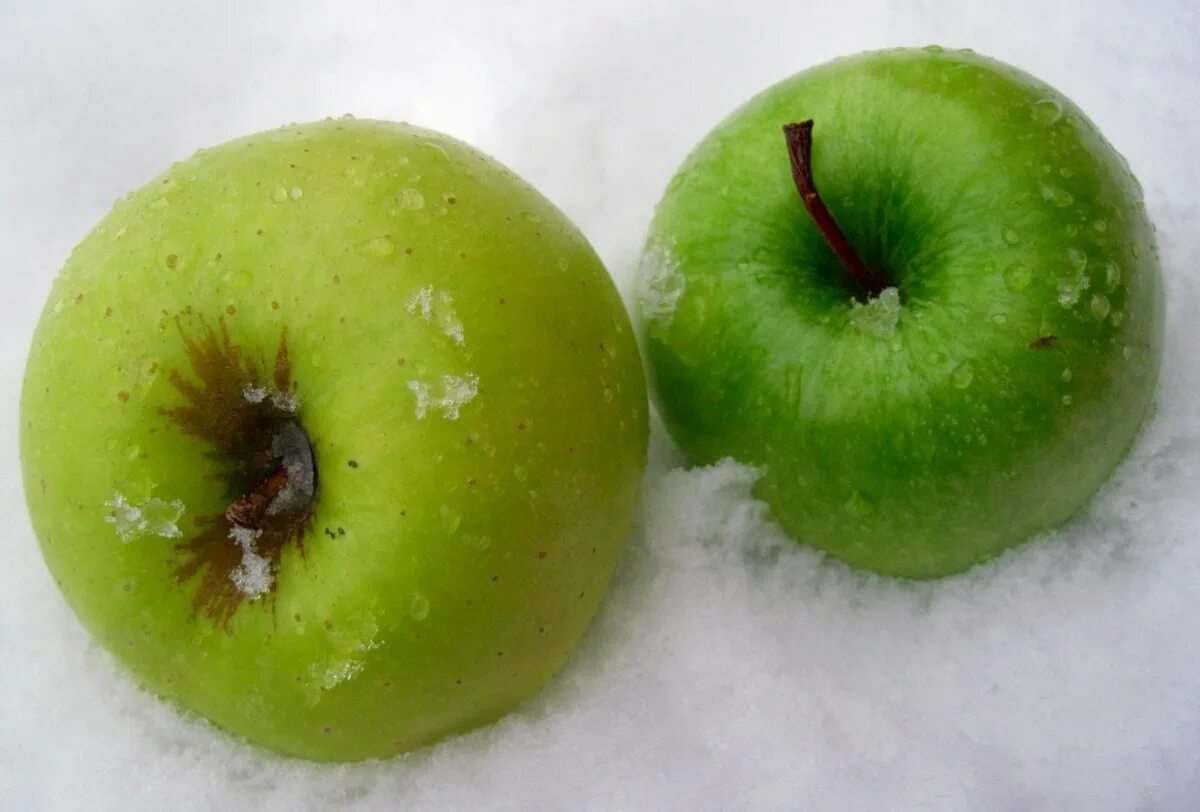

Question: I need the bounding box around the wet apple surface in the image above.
[21,119,648,761]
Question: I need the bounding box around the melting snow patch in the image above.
[406,285,466,346]
[636,241,686,330]
[228,525,271,599]
[103,493,185,542]
[407,374,479,420]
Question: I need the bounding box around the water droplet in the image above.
[1057,282,1081,307]
[667,173,685,192]
[409,592,430,621]
[1067,247,1088,273]
[1061,395,1073,406]
[1058,166,1075,178]
[1110,311,1124,326]
[1002,227,1021,245]
[520,211,541,224]
[1123,345,1134,360]
[420,140,449,160]
[1061,368,1073,382]
[1092,219,1107,232]
[1030,98,1063,126]
[1065,223,1080,237]
[557,257,569,271]
[440,505,461,534]
[923,44,945,53]
[1003,262,1032,291]
[272,186,288,203]
[991,313,1008,325]
[951,361,975,389]
[220,268,254,289]
[125,444,141,461]
[1090,293,1111,320]
[1040,183,1074,207]
[290,186,303,200]
[356,235,396,257]
[1105,261,1121,292]
[397,188,425,210]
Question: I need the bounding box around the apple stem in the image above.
[783,120,890,299]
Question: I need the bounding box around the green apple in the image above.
[21,118,648,760]
[638,47,1163,578]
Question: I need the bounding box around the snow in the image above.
[103,493,185,542]
[2,1,1199,809]
[228,526,272,600]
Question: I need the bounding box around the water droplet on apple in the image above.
[1123,345,1135,360]
[1110,310,1124,326]
[272,186,288,203]
[290,186,303,200]
[409,592,430,621]
[922,44,945,53]
[125,444,141,461]
[667,173,685,192]
[220,268,254,289]
[1067,247,1088,273]
[1040,183,1074,207]
[1092,219,1107,232]
[1061,368,1073,382]
[951,361,974,389]
[991,313,1008,325]
[356,235,396,257]
[1030,98,1063,126]
[1002,262,1032,291]
[440,506,461,534]
[557,257,569,271]
[1057,282,1081,307]
[1105,261,1121,292]
[1002,228,1020,245]
[420,140,450,161]
[1090,293,1111,320]
[520,211,541,224]
[397,188,425,210]
[1061,395,1073,406]
[1058,166,1075,178]
[1065,223,1080,237]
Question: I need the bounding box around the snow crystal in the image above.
[241,385,267,404]
[848,286,902,336]
[407,374,479,420]
[406,285,465,345]
[269,389,299,413]
[228,525,271,599]
[635,241,686,331]
[103,493,185,542]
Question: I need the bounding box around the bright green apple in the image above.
[639,47,1163,578]
[21,118,648,760]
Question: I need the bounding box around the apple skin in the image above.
[639,47,1163,578]
[21,118,648,760]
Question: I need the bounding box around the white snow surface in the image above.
[2,1,1200,809]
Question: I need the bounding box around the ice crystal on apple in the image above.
[848,287,901,336]
[103,492,186,542]
[407,374,480,420]
[228,525,272,599]
[406,285,465,345]
[636,242,685,330]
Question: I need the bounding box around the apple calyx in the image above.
[161,318,316,627]
[783,120,891,299]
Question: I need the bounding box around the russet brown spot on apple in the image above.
[159,316,317,628]
[1029,335,1058,349]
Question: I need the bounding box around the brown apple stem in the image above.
[225,468,289,528]
[783,120,889,298]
